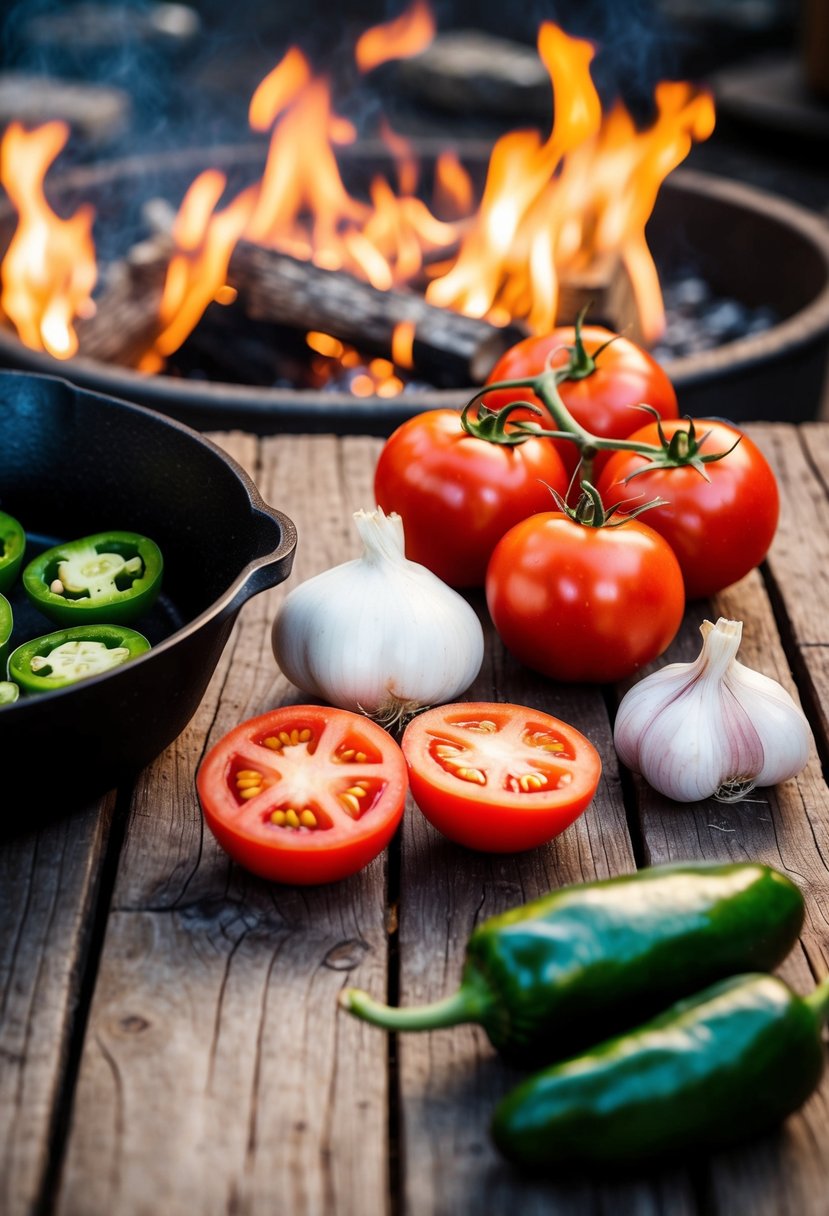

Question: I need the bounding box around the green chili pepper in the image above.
[0,680,19,705]
[0,510,26,594]
[23,530,163,626]
[1,592,13,671]
[339,862,804,1064]
[492,971,829,1172]
[8,624,151,694]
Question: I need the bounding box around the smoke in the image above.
[0,0,688,163]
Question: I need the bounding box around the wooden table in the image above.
[3,422,829,1216]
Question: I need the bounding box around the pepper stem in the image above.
[338,983,485,1032]
[804,974,829,1023]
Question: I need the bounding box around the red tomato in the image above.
[374,408,568,587]
[196,706,408,885]
[484,325,679,476]
[401,701,601,852]
[485,512,685,683]
[595,419,780,599]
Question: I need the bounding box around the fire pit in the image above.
[1,140,828,435]
[2,15,829,436]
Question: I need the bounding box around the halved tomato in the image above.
[401,702,601,853]
[196,705,408,884]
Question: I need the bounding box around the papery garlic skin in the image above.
[272,508,484,720]
[614,618,813,802]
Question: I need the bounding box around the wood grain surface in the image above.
[2,423,828,1216]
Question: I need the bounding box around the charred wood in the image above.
[226,240,527,387]
[75,234,171,365]
[556,253,644,345]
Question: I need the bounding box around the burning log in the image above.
[556,254,644,346]
[226,241,527,387]
[75,233,170,364]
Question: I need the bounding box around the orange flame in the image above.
[425,23,714,341]
[433,151,474,220]
[249,47,312,131]
[0,12,715,379]
[140,171,257,370]
[355,0,436,73]
[0,121,97,358]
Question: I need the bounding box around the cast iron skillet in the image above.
[0,370,297,820]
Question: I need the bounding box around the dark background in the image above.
[0,1,825,207]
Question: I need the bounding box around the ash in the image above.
[650,269,777,363]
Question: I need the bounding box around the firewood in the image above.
[226,240,526,386]
[556,253,644,346]
[75,233,170,365]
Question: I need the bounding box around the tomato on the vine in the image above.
[401,701,601,853]
[484,325,679,475]
[374,407,569,587]
[196,705,408,885]
[595,419,780,599]
[485,510,685,683]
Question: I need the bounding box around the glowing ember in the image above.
[0,3,715,387]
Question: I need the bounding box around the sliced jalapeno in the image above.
[8,624,151,694]
[1,592,12,671]
[0,680,19,705]
[0,510,26,594]
[23,530,163,625]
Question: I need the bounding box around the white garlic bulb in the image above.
[272,507,484,721]
[614,617,813,802]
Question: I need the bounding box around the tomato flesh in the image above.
[197,705,408,885]
[402,702,601,853]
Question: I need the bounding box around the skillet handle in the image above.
[228,506,298,612]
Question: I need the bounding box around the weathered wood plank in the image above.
[392,424,829,1214]
[620,422,829,1214]
[758,422,829,763]
[0,794,115,1216]
[394,613,700,1214]
[9,424,829,1216]
[54,434,392,1216]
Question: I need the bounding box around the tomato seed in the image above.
[518,773,547,791]
[455,766,486,784]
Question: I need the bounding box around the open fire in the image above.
[0,3,715,396]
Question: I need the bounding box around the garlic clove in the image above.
[613,617,813,803]
[726,661,813,787]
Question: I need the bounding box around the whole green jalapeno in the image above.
[340,861,804,1065]
[491,971,829,1172]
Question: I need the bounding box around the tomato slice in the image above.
[196,705,408,884]
[401,702,601,853]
